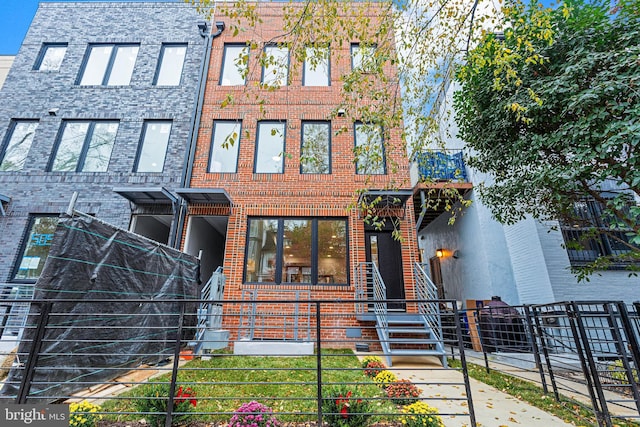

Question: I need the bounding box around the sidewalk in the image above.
[381,355,574,427]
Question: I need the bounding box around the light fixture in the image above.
[435,248,444,258]
[337,108,346,117]
[48,108,59,116]
[453,250,460,259]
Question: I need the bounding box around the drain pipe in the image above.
[171,20,225,249]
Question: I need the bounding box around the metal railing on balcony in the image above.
[414,149,468,182]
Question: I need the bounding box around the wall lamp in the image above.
[48,108,59,116]
[435,248,445,258]
[436,248,460,259]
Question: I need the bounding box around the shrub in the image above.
[322,385,374,427]
[608,359,639,384]
[69,400,101,427]
[133,383,197,427]
[360,355,384,369]
[363,360,386,378]
[385,379,422,405]
[373,370,397,388]
[229,401,280,427]
[400,401,444,427]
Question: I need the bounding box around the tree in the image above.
[454,0,640,276]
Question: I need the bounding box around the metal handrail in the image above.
[414,263,442,342]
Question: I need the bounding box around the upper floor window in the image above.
[13,215,59,282]
[0,121,39,171]
[301,121,330,174]
[34,44,67,71]
[351,43,377,72]
[220,44,248,86]
[209,120,241,173]
[355,122,385,175]
[79,44,139,86]
[303,46,329,86]
[134,121,172,172]
[262,45,289,87]
[561,197,639,267]
[154,44,187,86]
[255,121,285,173]
[244,217,348,285]
[49,121,119,172]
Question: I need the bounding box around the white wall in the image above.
[0,56,14,89]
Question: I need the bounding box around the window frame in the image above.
[11,215,60,284]
[243,217,349,286]
[302,46,330,87]
[261,44,289,87]
[153,43,188,86]
[300,121,331,174]
[48,120,119,172]
[354,121,386,175]
[133,120,172,172]
[209,120,242,173]
[220,44,249,86]
[351,43,377,72]
[254,121,286,174]
[33,43,68,71]
[0,120,39,172]
[77,43,140,86]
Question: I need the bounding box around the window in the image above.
[351,43,377,72]
[220,44,248,86]
[303,46,329,86]
[34,44,67,71]
[13,216,59,282]
[135,121,172,172]
[255,122,285,173]
[0,121,39,171]
[561,198,639,266]
[154,44,187,86]
[50,121,119,172]
[354,122,385,174]
[79,44,139,86]
[244,218,348,285]
[209,120,241,173]
[301,121,330,174]
[262,45,289,87]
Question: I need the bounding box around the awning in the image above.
[357,189,413,208]
[112,187,178,205]
[0,193,9,216]
[175,188,232,205]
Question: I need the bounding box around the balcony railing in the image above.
[414,149,468,182]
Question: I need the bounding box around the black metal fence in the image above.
[0,298,475,427]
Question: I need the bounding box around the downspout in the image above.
[170,20,225,249]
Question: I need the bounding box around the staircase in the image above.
[192,267,229,355]
[355,262,447,367]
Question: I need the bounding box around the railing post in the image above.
[316,301,323,427]
[16,301,52,404]
[455,308,477,427]
[165,301,186,427]
[523,305,549,394]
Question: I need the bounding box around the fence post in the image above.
[455,308,477,427]
[316,301,323,427]
[523,305,549,394]
[16,301,51,404]
[165,301,186,427]
[611,302,640,414]
[530,305,561,400]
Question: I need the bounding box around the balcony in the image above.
[414,149,468,182]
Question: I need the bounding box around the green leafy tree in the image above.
[454,0,640,277]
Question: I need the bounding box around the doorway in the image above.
[365,229,405,310]
[429,256,445,299]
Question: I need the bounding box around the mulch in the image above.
[97,421,403,427]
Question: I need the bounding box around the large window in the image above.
[13,216,59,282]
[154,44,187,86]
[561,198,639,267]
[34,44,67,71]
[135,121,172,172]
[255,121,285,173]
[351,43,377,72]
[354,122,385,174]
[209,120,241,173]
[50,121,119,172]
[301,121,330,174]
[262,45,289,87]
[0,121,39,171]
[79,44,139,86]
[303,46,329,86]
[220,44,248,86]
[244,218,348,285]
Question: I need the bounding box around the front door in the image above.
[365,229,405,310]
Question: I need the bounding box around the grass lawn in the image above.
[101,349,397,424]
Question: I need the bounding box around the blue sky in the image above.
[0,1,177,55]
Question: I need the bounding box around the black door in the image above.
[365,229,405,310]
